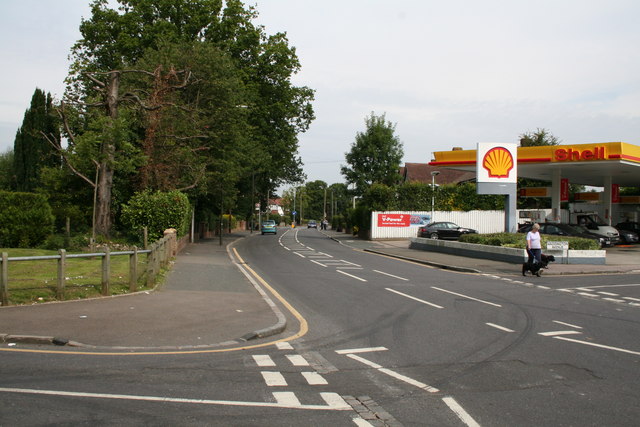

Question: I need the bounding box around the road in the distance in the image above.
[237,227,640,426]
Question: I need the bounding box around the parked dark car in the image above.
[518,222,612,247]
[418,222,477,240]
[615,222,640,244]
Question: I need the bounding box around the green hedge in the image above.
[0,191,54,247]
[459,232,600,250]
[121,190,191,242]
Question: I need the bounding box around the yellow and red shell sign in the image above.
[475,143,518,183]
[482,147,514,178]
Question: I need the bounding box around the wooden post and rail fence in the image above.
[0,231,181,307]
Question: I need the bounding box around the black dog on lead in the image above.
[522,254,555,277]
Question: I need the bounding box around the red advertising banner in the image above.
[377,213,410,227]
[612,184,620,203]
[560,178,569,202]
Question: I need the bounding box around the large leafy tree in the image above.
[65,0,314,235]
[341,112,404,196]
[13,89,59,192]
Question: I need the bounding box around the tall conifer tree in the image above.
[13,88,58,191]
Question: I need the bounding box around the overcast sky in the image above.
[2,0,639,187]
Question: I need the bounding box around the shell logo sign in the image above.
[476,143,518,184]
[482,147,514,178]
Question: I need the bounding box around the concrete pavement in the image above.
[0,233,284,351]
[1,228,637,351]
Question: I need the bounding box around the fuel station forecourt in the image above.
[429,142,640,230]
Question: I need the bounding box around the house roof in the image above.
[402,162,475,185]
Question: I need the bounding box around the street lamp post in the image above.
[431,171,440,223]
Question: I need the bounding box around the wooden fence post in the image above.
[129,246,138,292]
[146,243,156,287]
[101,247,110,296]
[57,249,66,300]
[1,252,8,306]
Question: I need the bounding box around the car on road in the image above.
[418,222,477,240]
[260,220,277,235]
[615,221,640,244]
[307,220,317,229]
[518,222,613,247]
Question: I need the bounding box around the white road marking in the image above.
[486,323,514,333]
[386,288,444,309]
[335,347,388,355]
[0,387,351,411]
[321,393,350,409]
[293,252,306,258]
[276,342,294,350]
[603,297,627,303]
[262,371,287,386]
[352,416,375,427]
[302,372,328,385]
[624,297,640,302]
[339,259,361,267]
[337,270,367,282]
[286,354,310,366]
[317,252,333,258]
[577,292,600,297]
[553,336,640,356]
[310,260,327,267]
[538,330,583,337]
[598,291,620,296]
[552,320,582,329]
[345,354,439,393]
[374,270,409,281]
[273,391,300,406]
[537,285,550,290]
[442,396,481,427]
[253,355,276,367]
[431,287,502,307]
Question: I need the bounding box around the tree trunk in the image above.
[95,71,120,236]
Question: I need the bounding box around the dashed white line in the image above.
[577,292,600,298]
[253,355,276,367]
[624,297,640,302]
[486,323,514,333]
[552,320,582,329]
[261,371,287,386]
[335,347,388,355]
[286,354,310,366]
[302,372,328,385]
[386,288,444,309]
[310,259,327,267]
[337,270,367,282]
[374,270,409,281]
[598,291,620,296]
[442,396,481,427]
[276,342,294,350]
[293,252,306,258]
[431,287,502,307]
[273,391,301,406]
[553,336,640,356]
[603,297,627,303]
[538,330,583,337]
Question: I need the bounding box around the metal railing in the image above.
[0,233,177,306]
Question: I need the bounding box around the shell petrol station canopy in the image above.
[429,142,640,187]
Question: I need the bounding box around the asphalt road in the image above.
[238,227,640,426]
[1,228,638,426]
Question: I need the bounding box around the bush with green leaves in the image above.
[0,191,54,247]
[121,190,191,242]
[460,232,600,250]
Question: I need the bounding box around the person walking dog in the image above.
[526,223,542,264]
